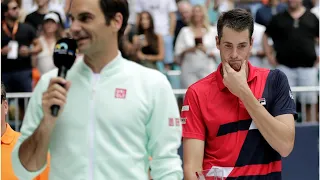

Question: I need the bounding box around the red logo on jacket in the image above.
[115,88,127,99]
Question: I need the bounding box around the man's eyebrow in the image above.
[78,12,94,17]
[68,12,94,20]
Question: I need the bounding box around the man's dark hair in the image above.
[99,0,129,41]
[137,11,159,54]
[2,0,21,12]
[2,0,21,20]
[1,82,6,102]
[2,0,10,14]
[217,8,254,42]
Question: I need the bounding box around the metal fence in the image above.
[6,86,320,131]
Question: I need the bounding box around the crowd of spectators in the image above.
[1,0,319,122]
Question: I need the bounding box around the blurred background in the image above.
[1,0,319,179]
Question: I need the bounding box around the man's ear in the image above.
[3,100,8,115]
[249,37,254,51]
[216,36,220,50]
[111,12,123,33]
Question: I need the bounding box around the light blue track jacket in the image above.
[12,52,183,180]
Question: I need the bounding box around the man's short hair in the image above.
[2,0,21,12]
[177,0,192,8]
[99,0,129,41]
[217,8,254,41]
[1,82,6,102]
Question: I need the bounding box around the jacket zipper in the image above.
[89,74,100,180]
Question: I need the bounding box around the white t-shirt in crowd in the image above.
[37,36,56,74]
[249,23,272,68]
[174,26,219,57]
[136,0,177,36]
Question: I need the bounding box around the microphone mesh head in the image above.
[53,38,77,69]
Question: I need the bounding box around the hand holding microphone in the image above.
[42,38,77,124]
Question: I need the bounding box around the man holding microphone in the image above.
[12,0,183,179]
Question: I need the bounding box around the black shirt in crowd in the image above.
[265,10,319,68]
[174,19,187,47]
[25,11,46,34]
[1,23,37,72]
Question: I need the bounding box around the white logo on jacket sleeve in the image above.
[180,118,187,124]
[181,105,189,111]
[289,90,294,99]
[258,98,266,106]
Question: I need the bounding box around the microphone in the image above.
[50,38,77,117]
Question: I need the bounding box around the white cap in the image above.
[44,12,60,23]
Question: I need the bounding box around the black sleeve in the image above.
[255,9,263,26]
[314,15,319,37]
[25,24,37,42]
[265,16,277,38]
[270,69,297,119]
[24,14,31,24]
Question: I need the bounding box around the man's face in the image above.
[216,27,253,71]
[6,1,20,21]
[1,97,8,126]
[178,4,192,23]
[36,0,49,7]
[288,0,303,9]
[270,0,279,6]
[69,0,116,54]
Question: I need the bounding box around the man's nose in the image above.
[69,20,81,35]
[230,48,239,59]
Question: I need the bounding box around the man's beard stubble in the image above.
[8,15,19,21]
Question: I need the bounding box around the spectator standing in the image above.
[1,0,42,119]
[263,0,319,122]
[136,0,177,67]
[256,0,287,26]
[174,0,192,46]
[22,0,67,18]
[36,12,64,75]
[175,5,218,88]
[24,0,66,34]
[24,0,51,34]
[133,11,164,70]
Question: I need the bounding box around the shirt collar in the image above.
[1,123,17,145]
[77,50,124,79]
[216,61,257,91]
